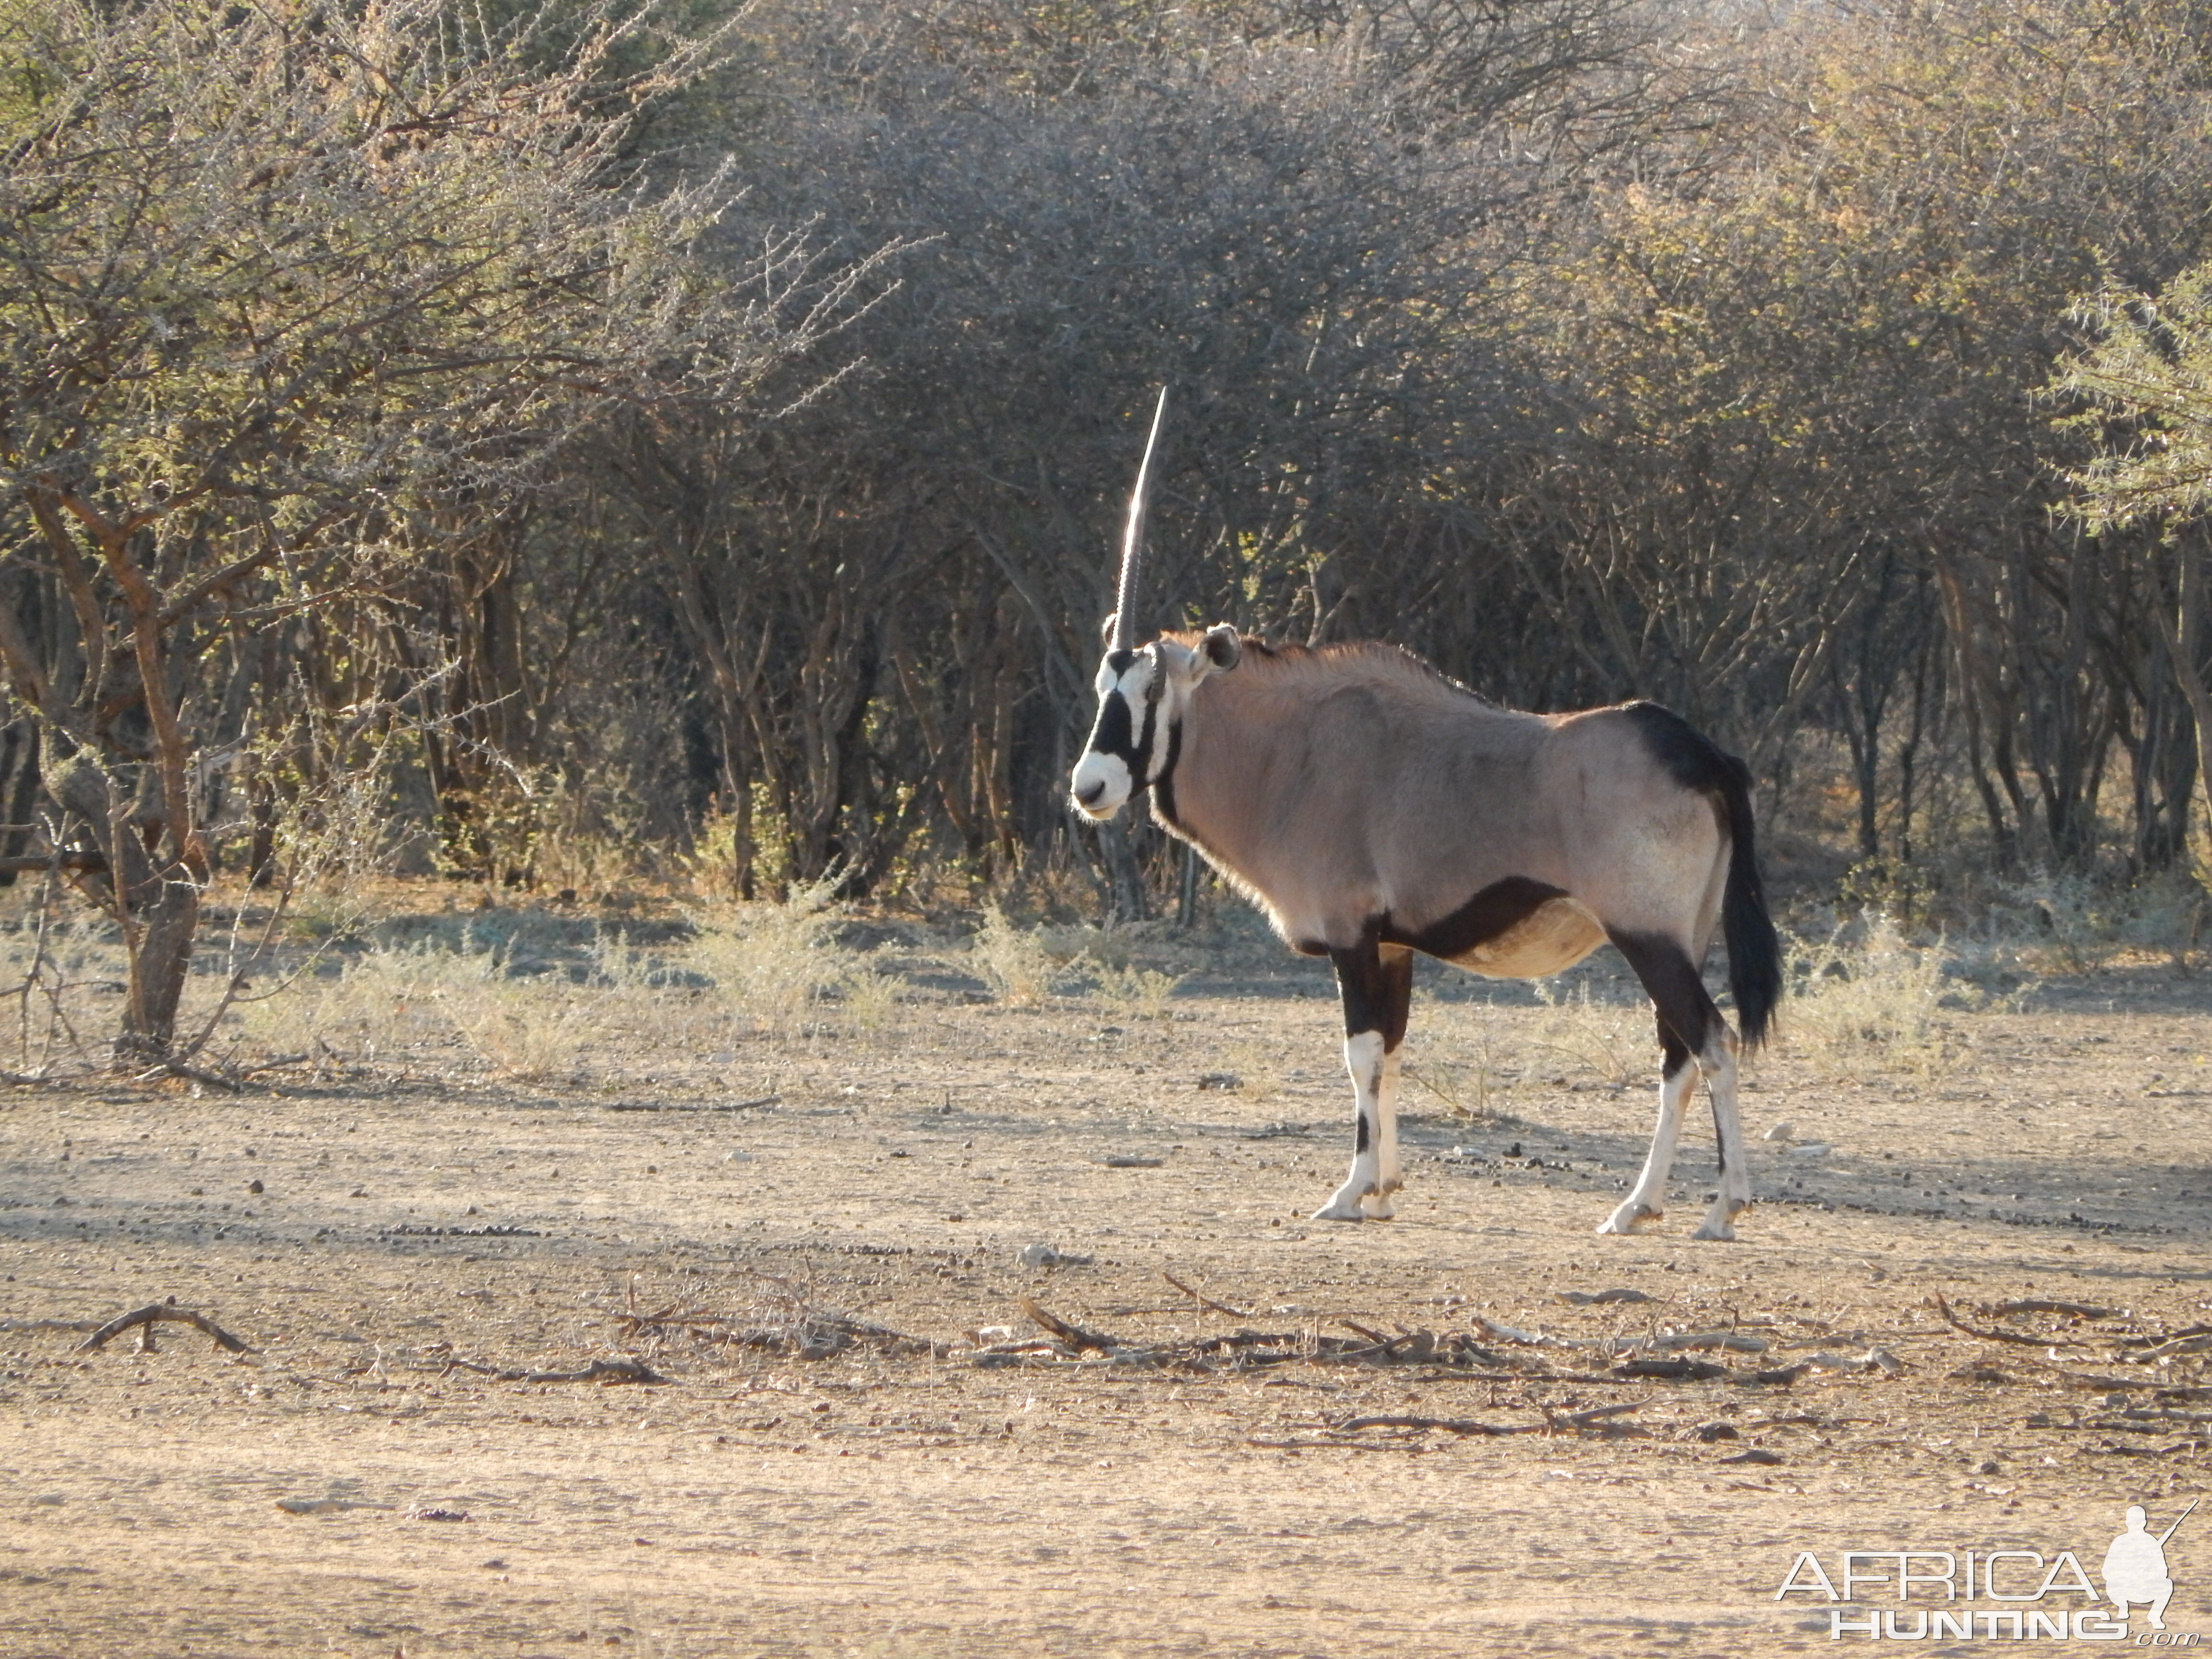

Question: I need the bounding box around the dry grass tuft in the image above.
[1090,962,1184,1022]
[685,874,850,1036]
[971,903,1063,1007]
[1527,981,1646,1089]
[1784,909,1963,1079]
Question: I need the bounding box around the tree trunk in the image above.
[1097,813,1148,923]
[2154,531,2212,867]
[45,748,200,1060]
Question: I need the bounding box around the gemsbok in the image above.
[1069,391,1782,1239]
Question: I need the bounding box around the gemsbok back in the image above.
[1070,391,1783,1239]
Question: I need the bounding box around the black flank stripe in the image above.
[1382,877,1568,960]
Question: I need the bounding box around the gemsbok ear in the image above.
[1201,624,1241,672]
[1101,612,1120,648]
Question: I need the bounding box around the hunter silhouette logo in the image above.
[2104,1502,2193,1632]
[1775,1499,2201,1642]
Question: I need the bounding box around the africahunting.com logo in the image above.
[1776,1501,2200,1642]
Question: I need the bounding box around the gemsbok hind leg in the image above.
[1599,1024,1696,1236]
[1601,930,1752,1241]
[1314,938,1414,1222]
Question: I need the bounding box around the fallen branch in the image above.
[239,1053,313,1076]
[2140,1332,2212,1363]
[2094,1439,2212,1458]
[1163,1270,1252,1320]
[131,1058,244,1093]
[604,1095,778,1114]
[1994,1299,2117,1320]
[614,1301,718,1337]
[2038,1367,2156,1390]
[1648,1329,1770,1355]
[77,1302,254,1354]
[1612,1356,1729,1381]
[1935,1293,2088,1347]
[714,1316,942,1359]
[1331,1399,1650,1439]
[1247,1436,1427,1452]
[1559,1287,1658,1307]
[444,1356,670,1385]
[1019,1296,1121,1354]
[1547,1399,1653,1430]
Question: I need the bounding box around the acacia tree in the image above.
[1494,0,2212,873]
[0,0,805,1060]
[2057,264,2212,853]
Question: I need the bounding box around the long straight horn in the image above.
[1110,386,1170,653]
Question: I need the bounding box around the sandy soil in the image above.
[5,958,2212,1658]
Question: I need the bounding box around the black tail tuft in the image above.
[1620,703,1781,1048]
[1715,749,1781,1049]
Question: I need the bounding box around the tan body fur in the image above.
[1163,640,1725,971]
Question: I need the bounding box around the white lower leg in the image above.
[1316,1031,1387,1221]
[1599,1060,1695,1235]
[1360,1046,1404,1218]
[1693,1034,1749,1241]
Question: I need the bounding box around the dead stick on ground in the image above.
[1163,1270,1253,1320]
[1933,1293,2089,1348]
[1337,1399,1650,1438]
[1547,1399,1652,1430]
[239,1053,312,1076]
[444,1357,670,1385]
[77,1303,254,1355]
[1018,1296,1119,1354]
[132,1059,244,1093]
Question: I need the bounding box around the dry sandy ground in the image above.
[5,962,2212,1658]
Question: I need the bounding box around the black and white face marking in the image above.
[1070,646,1163,819]
[1068,627,1237,820]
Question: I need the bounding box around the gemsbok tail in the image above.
[1715,748,1781,1049]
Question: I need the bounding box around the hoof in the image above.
[1359,1192,1396,1220]
[1693,1199,1748,1241]
[1312,1199,1370,1222]
[1596,1203,1661,1236]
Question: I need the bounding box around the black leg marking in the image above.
[1609,929,1720,1061]
[1614,929,1727,1174]
[1331,933,1387,1038]
[1330,931,1415,1048]
[1378,944,1413,1052]
[1355,1113,1371,1152]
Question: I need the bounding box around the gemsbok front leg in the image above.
[1314,938,1414,1221]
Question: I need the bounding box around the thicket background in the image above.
[12,0,2212,1048]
